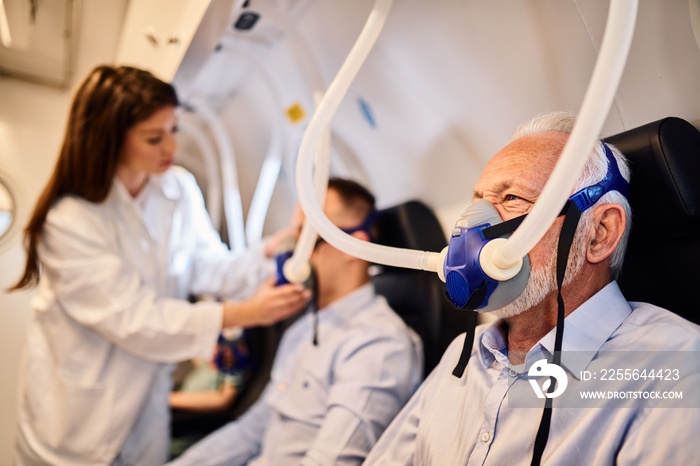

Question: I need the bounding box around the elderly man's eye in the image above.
[502,194,533,213]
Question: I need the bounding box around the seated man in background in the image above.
[168,327,251,458]
[170,178,424,465]
[169,327,249,415]
[364,111,700,465]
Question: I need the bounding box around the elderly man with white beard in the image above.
[363,112,700,466]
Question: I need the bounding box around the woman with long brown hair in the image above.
[10,65,310,466]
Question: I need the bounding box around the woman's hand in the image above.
[222,278,312,328]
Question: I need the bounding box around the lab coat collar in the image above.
[110,170,182,205]
[110,177,134,206]
[149,171,182,201]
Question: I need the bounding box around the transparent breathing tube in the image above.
[285,96,331,283]
[178,114,223,230]
[191,99,247,254]
[297,0,638,281]
[295,0,442,274]
[216,38,287,246]
[239,5,333,282]
[484,0,639,279]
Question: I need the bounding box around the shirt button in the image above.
[481,432,491,443]
[509,369,518,377]
[277,383,287,392]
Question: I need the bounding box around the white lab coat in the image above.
[14,167,273,466]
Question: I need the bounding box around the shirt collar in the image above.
[537,280,631,378]
[478,320,509,368]
[476,281,632,377]
[149,171,181,200]
[316,283,376,330]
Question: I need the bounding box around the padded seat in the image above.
[605,117,700,324]
[372,200,478,376]
[171,200,476,447]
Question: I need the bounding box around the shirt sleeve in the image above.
[39,198,222,363]
[361,368,437,466]
[301,331,423,466]
[167,384,274,466]
[616,371,700,465]
[177,168,274,300]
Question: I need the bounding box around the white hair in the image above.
[493,217,588,319]
[511,111,632,279]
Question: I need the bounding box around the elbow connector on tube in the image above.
[434,247,449,282]
[291,0,447,280]
[283,118,331,285]
[479,238,523,281]
[283,258,311,284]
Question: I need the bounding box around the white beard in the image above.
[491,217,590,320]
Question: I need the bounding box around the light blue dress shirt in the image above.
[170,284,423,466]
[364,281,700,465]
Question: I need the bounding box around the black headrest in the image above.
[374,200,448,254]
[605,117,700,323]
[605,117,700,233]
[371,200,477,376]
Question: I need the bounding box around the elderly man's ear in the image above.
[586,203,626,264]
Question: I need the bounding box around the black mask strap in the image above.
[482,215,526,240]
[451,201,576,382]
[451,281,487,378]
[483,203,571,241]
[308,266,319,346]
[530,201,581,466]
